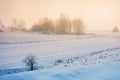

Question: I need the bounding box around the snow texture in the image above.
[0,32,120,80]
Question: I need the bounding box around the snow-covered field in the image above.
[0,32,120,80]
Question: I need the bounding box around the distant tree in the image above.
[112,26,119,32]
[56,14,71,34]
[31,14,85,35]
[31,23,41,32]
[65,18,72,33]
[0,20,2,25]
[18,19,26,31]
[31,18,54,33]
[0,20,5,32]
[12,19,18,29]
[23,54,37,71]
[0,20,5,28]
[72,19,84,34]
[31,18,42,32]
[40,18,54,33]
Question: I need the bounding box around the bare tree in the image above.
[40,18,54,33]
[23,54,37,71]
[56,14,70,34]
[31,18,54,33]
[18,19,26,31]
[30,14,85,35]
[72,19,84,34]
[0,20,5,28]
[0,20,2,25]
[12,19,18,29]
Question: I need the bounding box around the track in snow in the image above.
[0,47,120,75]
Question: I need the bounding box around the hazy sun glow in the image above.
[0,0,120,31]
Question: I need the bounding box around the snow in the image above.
[0,32,120,80]
[0,61,120,80]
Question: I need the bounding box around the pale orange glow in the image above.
[0,0,120,31]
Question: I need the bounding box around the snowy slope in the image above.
[0,61,120,80]
[0,32,120,80]
[0,32,120,69]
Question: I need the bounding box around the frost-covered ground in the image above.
[0,61,120,80]
[0,32,120,80]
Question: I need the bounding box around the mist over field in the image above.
[0,0,120,80]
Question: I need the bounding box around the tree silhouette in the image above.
[18,19,26,31]
[23,54,37,71]
[12,19,18,29]
[112,27,119,32]
[56,14,70,34]
[31,14,85,34]
[72,19,84,34]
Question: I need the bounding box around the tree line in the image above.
[0,19,27,32]
[11,19,26,31]
[31,14,85,34]
[0,14,85,34]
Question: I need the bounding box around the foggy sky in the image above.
[0,0,120,31]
